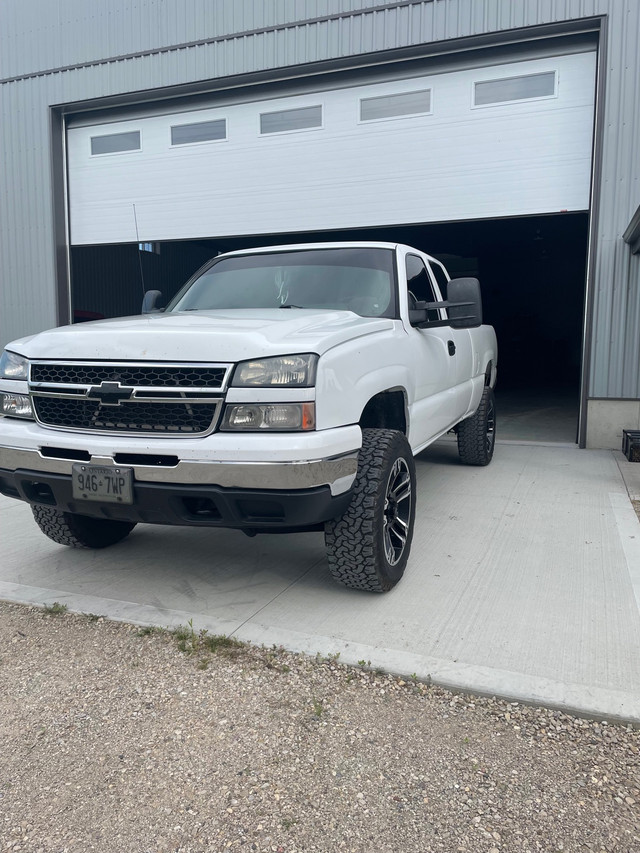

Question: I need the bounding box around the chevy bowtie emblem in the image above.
[87,381,134,405]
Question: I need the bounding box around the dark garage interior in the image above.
[71,211,588,444]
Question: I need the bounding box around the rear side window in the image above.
[429,261,449,300]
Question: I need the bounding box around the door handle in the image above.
[447,340,456,356]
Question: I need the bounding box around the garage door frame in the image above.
[50,15,607,446]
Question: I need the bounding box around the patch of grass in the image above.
[200,633,244,655]
[83,612,102,622]
[43,602,67,616]
[281,817,298,830]
[311,697,324,718]
[136,625,162,637]
[171,620,245,662]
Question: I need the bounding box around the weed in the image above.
[137,626,160,637]
[281,817,298,830]
[173,620,198,653]
[311,697,324,718]
[172,622,245,662]
[43,602,67,616]
[200,633,244,655]
[83,613,102,622]
[357,659,371,668]
[410,673,418,683]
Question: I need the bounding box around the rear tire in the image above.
[31,505,136,548]
[457,386,496,466]
[324,428,416,592]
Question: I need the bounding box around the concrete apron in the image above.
[1,441,639,724]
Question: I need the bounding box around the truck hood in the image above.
[9,310,395,363]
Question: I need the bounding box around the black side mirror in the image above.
[141,290,163,314]
[447,278,482,329]
[408,277,483,329]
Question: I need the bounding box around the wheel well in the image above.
[485,361,493,386]
[359,390,407,434]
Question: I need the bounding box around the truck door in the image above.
[428,258,475,416]
[404,253,461,449]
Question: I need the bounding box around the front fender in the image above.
[315,329,412,430]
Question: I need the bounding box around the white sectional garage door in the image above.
[67,51,596,246]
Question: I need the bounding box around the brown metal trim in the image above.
[577,15,608,448]
[49,108,71,327]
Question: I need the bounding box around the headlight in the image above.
[232,354,317,387]
[0,350,29,380]
[221,403,315,431]
[0,392,34,419]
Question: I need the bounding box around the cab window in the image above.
[405,255,440,322]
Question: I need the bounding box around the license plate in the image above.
[72,464,134,505]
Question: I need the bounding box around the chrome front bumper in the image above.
[0,445,358,496]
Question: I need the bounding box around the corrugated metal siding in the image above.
[0,80,59,344]
[1,0,639,398]
[588,3,640,397]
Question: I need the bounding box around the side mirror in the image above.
[141,290,163,314]
[408,277,483,329]
[447,278,482,329]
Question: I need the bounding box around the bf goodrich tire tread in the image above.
[457,386,496,467]
[324,428,416,593]
[31,505,136,549]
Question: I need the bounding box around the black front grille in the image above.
[30,363,227,389]
[33,397,219,434]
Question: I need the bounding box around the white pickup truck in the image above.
[0,242,497,592]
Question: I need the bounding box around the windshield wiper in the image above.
[279,303,305,309]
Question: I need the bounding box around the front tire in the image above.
[457,386,496,466]
[31,505,136,548]
[324,428,416,593]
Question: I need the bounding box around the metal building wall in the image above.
[1,0,639,400]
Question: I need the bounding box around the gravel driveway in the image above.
[1,601,639,853]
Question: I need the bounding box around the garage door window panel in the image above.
[171,119,227,146]
[90,131,141,156]
[359,89,432,122]
[259,105,322,135]
[473,71,557,107]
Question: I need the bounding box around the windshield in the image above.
[167,248,397,318]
